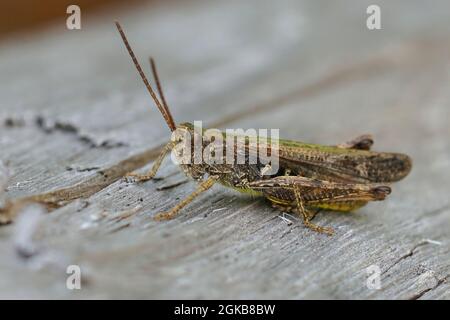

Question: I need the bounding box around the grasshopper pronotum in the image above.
[115,22,412,235]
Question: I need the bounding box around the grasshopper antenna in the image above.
[115,21,176,131]
[149,57,175,129]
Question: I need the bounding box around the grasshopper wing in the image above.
[275,140,412,183]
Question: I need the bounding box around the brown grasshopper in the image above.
[115,22,412,235]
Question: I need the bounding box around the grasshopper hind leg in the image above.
[251,176,392,235]
[271,202,321,221]
[267,195,334,235]
[311,200,368,212]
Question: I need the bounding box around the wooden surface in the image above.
[0,0,449,299]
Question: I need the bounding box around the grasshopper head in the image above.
[173,122,217,150]
[171,122,208,180]
[172,122,195,144]
[170,122,195,165]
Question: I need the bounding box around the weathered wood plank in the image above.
[0,0,449,299]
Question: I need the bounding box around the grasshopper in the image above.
[115,22,412,235]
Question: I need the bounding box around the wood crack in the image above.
[382,239,442,275]
[35,116,127,149]
[408,274,449,300]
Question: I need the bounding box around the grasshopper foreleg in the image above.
[126,141,175,182]
[154,176,218,221]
